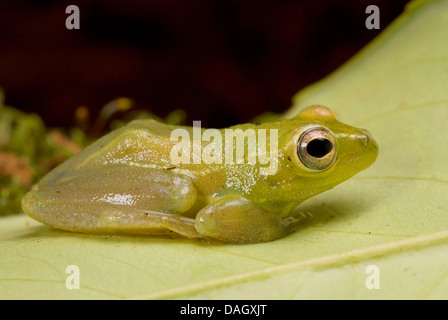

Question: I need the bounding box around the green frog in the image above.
[22,105,378,243]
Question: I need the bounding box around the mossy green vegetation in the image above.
[0,94,83,216]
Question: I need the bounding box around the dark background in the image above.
[0,0,409,129]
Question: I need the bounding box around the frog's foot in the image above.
[195,197,308,243]
[280,211,313,235]
[96,209,205,240]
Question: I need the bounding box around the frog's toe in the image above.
[281,211,313,234]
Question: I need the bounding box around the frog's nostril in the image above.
[358,129,373,146]
[359,134,369,146]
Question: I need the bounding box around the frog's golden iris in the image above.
[297,126,337,171]
[22,105,378,243]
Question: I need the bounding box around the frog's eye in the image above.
[297,127,337,171]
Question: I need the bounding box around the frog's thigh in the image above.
[24,166,200,237]
[195,197,308,243]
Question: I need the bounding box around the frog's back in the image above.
[40,119,183,185]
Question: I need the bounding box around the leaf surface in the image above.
[1,0,448,299]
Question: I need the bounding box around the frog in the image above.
[21,105,378,243]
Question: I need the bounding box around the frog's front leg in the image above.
[194,197,311,243]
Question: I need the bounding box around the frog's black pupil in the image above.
[307,138,333,158]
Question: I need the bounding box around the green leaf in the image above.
[1,0,448,299]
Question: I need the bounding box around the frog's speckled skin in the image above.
[22,106,378,243]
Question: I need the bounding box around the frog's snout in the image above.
[361,129,378,147]
[358,128,379,163]
[357,128,370,144]
[359,133,369,146]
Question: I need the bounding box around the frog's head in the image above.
[273,105,379,203]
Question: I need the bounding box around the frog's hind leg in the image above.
[96,209,204,240]
[22,165,204,239]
